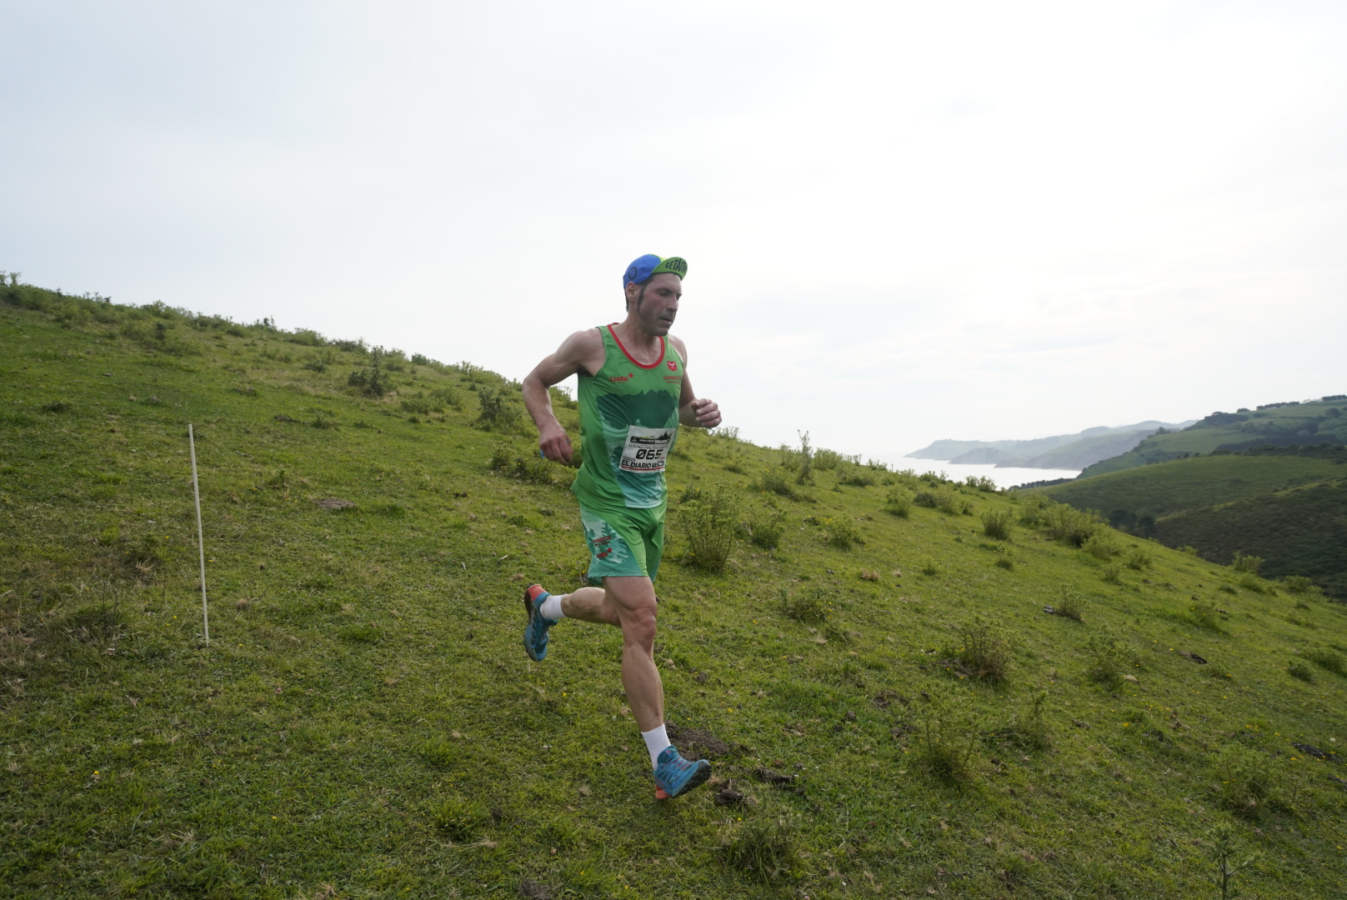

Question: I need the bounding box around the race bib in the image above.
[619,425,674,473]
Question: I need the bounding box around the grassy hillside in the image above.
[1080,401,1347,478]
[1038,453,1347,601]
[3,283,1347,898]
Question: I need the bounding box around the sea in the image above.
[875,455,1081,491]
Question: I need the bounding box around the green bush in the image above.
[1053,590,1086,622]
[1283,575,1315,594]
[1231,552,1263,575]
[1211,744,1278,820]
[1083,533,1119,560]
[913,490,938,509]
[981,509,1013,540]
[822,516,863,550]
[1086,636,1131,692]
[682,490,738,573]
[747,508,786,550]
[1306,648,1345,677]
[1124,547,1153,570]
[947,619,1011,685]
[884,489,913,518]
[1288,662,1314,683]
[1043,504,1100,547]
[474,383,520,431]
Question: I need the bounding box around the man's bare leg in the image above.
[561,577,663,730]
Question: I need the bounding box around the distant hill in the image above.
[1078,398,1347,478]
[1037,446,1347,599]
[909,421,1189,470]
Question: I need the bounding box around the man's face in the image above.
[630,273,682,335]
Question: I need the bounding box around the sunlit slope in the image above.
[3,283,1345,898]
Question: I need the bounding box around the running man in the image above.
[519,253,722,799]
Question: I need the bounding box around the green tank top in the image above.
[572,325,684,510]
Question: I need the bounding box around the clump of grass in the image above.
[1053,590,1086,622]
[1086,635,1131,692]
[1287,662,1314,683]
[985,691,1051,751]
[779,587,830,624]
[884,488,913,518]
[994,557,1014,571]
[1211,744,1278,820]
[981,509,1012,540]
[914,691,979,786]
[756,470,798,500]
[821,516,863,550]
[920,558,940,576]
[946,619,1011,685]
[682,490,738,573]
[719,816,803,884]
[427,794,490,842]
[1237,574,1266,594]
[1100,564,1123,585]
[746,508,786,550]
[1188,599,1222,631]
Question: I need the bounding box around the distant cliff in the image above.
[909,421,1188,470]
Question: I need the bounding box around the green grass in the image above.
[3,285,1347,897]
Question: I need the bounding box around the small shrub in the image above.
[1082,533,1119,560]
[1231,552,1263,575]
[1124,547,1152,570]
[682,490,737,573]
[813,448,843,470]
[995,557,1014,571]
[1287,662,1314,683]
[965,475,998,492]
[474,383,520,432]
[1053,590,1086,622]
[920,558,940,576]
[884,488,913,518]
[914,691,979,786]
[747,509,786,550]
[913,490,938,509]
[985,691,1050,751]
[1086,635,1130,692]
[1044,504,1100,547]
[946,619,1010,685]
[822,516,863,550]
[1211,744,1278,820]
[780,588,829,624]
[981,509,1012,540]
[757,470,797,499]
[1100,564,1123,585]
[719,816,803,884]
[1189,600,1222,631]
[1282,575,1314,594]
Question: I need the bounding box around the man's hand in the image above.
[688,397,721,429]
[538,421,574,463]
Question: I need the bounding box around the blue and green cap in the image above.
[623,254,687,288]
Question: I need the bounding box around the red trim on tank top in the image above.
[606,324,665,369]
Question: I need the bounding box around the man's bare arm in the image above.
[522,329,603,462]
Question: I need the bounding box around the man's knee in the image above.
[621,605,657,650]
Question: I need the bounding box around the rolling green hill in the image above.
[3,282,1346,898]
[1079,400,1347,478]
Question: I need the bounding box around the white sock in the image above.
[539,592,565,622]
[641,724,671,769]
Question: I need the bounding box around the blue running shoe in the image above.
[522,584,552,661]
[653,746,711,799]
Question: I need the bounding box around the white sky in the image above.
[5,0,1346,460]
